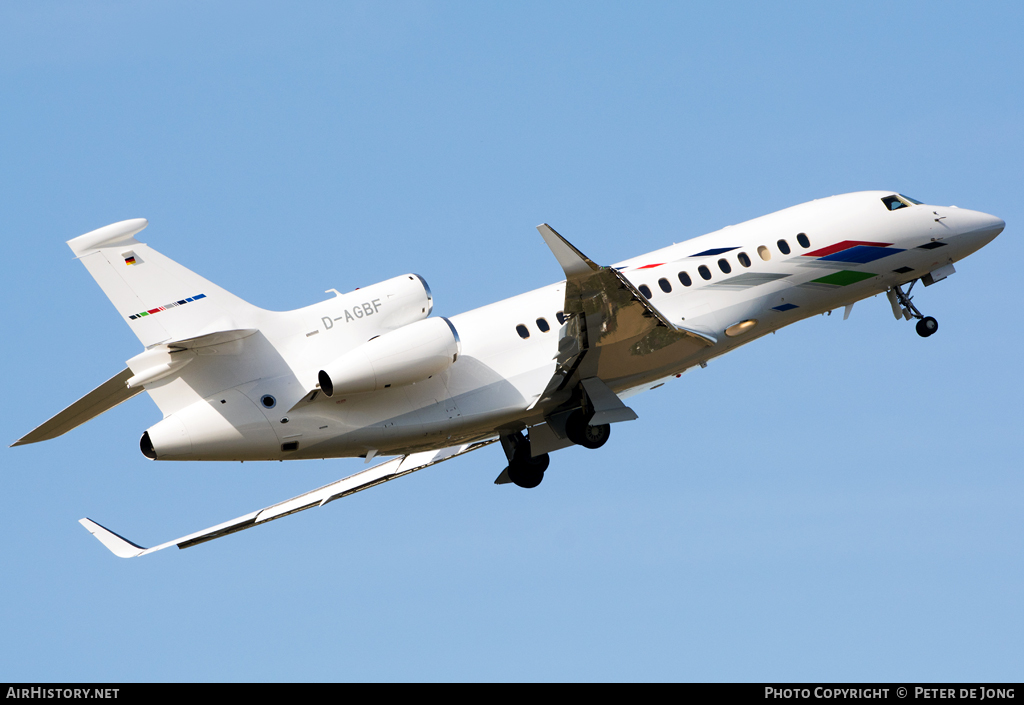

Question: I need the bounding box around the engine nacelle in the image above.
[318,317,461,397]
[318,274,434,334]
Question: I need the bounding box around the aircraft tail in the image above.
[68,219,263,348]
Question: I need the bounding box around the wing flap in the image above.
[11,368,143,447]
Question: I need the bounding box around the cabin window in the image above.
[796,233,810,249]
[638,284,652,298]
[758,245,771,261]
[658,278,672,293]
[777,239,791,255]
[718,258,731,274]
[698,265,712,280]
[516,324,530,339]
[678,271,692,287]
[536,317,550,332]
[737,252,751,268]
[556,311,566,325]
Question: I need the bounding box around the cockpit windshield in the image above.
[881,194,923,211]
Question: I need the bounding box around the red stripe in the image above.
[803,240,892,257]
[636,263,664,269]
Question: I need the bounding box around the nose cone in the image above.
[952,209,1004,254]
[960,210,1005,245]
[981,213,1006,244]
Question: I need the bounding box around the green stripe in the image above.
[811,270,876,287]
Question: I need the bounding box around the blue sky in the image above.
[2,1,1022,682]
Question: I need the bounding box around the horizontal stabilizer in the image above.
[68,219,149,254]
[11,368,143,446]
[79,440,496,558]
[165,328,258,350]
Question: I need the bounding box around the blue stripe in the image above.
[819,246,904,264]
[689,247,738,257]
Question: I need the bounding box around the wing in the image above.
[534,224,716,410]
[80,439,496,557]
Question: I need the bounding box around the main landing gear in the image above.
[887,281,938,338]
[498,431,550,489]
[497,409,612,489]
[564,409,610,450]
[507,444,549,489]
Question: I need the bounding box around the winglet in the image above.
[79,518,147,558]
[537,224,602,279]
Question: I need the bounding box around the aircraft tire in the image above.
[565,410,611,450]
[508,451,548,489]
[916,316,938,337]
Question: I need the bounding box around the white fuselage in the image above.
[142,191,1004,461]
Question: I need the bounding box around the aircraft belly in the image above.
[450,366,551,423]
[287,376,466,458]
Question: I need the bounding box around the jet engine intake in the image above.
[319,317,461,397]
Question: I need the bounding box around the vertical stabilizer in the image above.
[68,219,263,348]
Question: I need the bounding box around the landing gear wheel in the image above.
[507,448,549,489]
[565,410,611,449]
[916,316,938,338]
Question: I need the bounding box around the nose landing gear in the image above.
[916,316,938,338]
[887,281,938,338]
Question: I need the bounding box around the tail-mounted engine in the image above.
[318,316,461,397]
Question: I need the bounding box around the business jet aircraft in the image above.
[13,191,1004,557]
